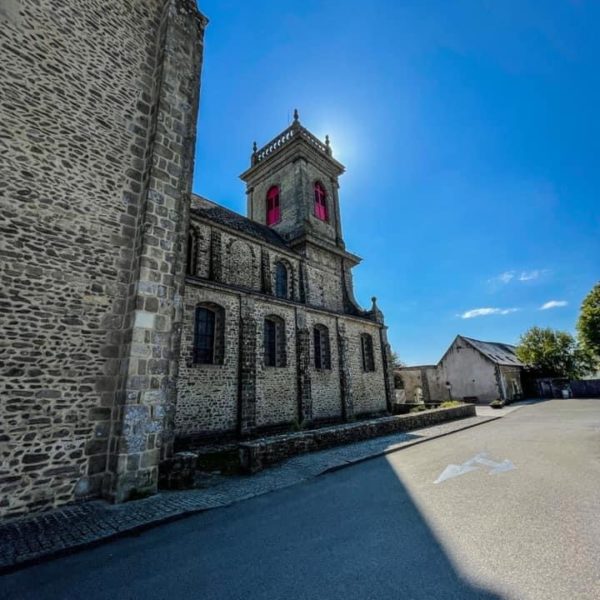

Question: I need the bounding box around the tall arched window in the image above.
[193,303,225,365]
[266,185,280,226]
[186,228,198,276]
[264,315,286,367]
[360,333,375,372]
[275,262,288,299]
[314,181,328,221]
[313,324,331,370]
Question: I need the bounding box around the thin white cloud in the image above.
[519,270,543,281]
[540,300,568,310]
[460,307,519,319]
[489,269,549,286]
[489,271,515,285]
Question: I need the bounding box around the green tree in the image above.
[515,326,593,378]
[577,282,600,361]
[390,350,405,369]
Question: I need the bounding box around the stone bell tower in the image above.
[240,110,346,249]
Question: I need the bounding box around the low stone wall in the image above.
[239,404,476,473]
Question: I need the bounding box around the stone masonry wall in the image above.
[240,404,477,473]
[108,0,206,502]
[254,300,298,427]
[304,245,344,312]
[301,160,340,246]
[189,221,211,279]
[305,311,342,420]
[0,0,206,516]
[175,286,240,436]
[0,0,167,518]
[221,232,262,291]
[248,158,304,241]
[344,320,387,416]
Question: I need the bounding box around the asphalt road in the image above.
[2,399,599,600]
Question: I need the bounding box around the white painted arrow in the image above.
[434,463,479,484]
[434,452,516,484]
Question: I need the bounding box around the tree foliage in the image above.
[577,282,600,360]
[515,326,593,378]
[390,350,405,369]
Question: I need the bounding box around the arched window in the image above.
[193,304,224,364]
[313,325,331,370]
[360,333,375,372]
[186,228,198,276]
[266,185,280,226]
[275,262,288,299]
[314,181,328,221]
[264,315,286,367]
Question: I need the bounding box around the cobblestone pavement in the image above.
[0,414,498,573]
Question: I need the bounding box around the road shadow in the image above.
[2,452,505,600]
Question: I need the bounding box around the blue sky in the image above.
[193,0,599,365]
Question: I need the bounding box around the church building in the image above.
[0,0,394,518]
[176,112,395,443]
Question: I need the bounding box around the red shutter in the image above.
[266,186,280,226]
[314,183,328,221]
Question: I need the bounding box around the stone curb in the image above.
[0,414,502,576]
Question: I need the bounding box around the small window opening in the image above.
[275,262,288,299]
[266,186,280,226]
[361,333,375,372]
[314,325,331,370]
[314,182,328,221]
[264,315,286,367]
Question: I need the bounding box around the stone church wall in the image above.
[248,160,304,241]
[301,161,340,246]
[305,246,344,312]
[254,300,298,427]
[1,0,163,518]
[175,286,240,436]
[267,250,301,301]
[0,0,205,517]
[344,320,387,416]
[221,232,262,291]
[305,311,343,420]
[189,222,212,279]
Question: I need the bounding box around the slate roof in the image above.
[190,197,292,251]
[460,336,524,367]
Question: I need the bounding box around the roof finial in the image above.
[293,108,299,122]
[325,134,330,146]
[252,141,257,154]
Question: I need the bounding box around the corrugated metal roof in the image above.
[461,336,524,367]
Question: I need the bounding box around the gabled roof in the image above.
[190,195,293,252]
[460,336,524,367]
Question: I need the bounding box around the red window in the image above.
[266,186,280,226]
[314,182,328,221]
